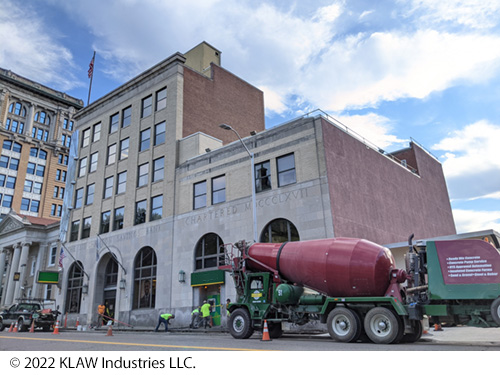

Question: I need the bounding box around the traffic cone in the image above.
[29,320,35,333]
[76,316,79,328]
[52,321,60,334]
[106,325,113,336]
[434,323,443,331]
[261,320,271,341]
[8,323,14,332]
[13,322,18,333]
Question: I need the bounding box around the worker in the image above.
[97,303,105,327]
[155,313,175,332]
[190,306,201,329]
[201,300,212,329]
[226,299,231,318]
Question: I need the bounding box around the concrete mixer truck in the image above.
[220,235,500,344]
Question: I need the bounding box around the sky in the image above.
[1,0,499,234]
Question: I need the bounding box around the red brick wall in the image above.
[183,64,265,144]
[322,118,456,245]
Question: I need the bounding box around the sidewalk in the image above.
[420,326,500,346]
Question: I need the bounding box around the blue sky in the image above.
[1,0,499,234]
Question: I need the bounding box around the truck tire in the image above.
[401,320,423,343]
[364,307,400,344]
[229,308,254,339]
[327,307,362,343]
[491,297,500,325]
[268,322,283,339]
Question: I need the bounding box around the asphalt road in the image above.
[1,330,499,351]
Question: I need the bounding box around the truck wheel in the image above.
[401,320,423,343]
[491,297,500,325]
[268,322,283,339]
[327,307,362,343]
[364,307,400,344]
[229,308,254,339]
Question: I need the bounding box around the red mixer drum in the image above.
[247,238,396,297]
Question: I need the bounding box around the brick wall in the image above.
[183,64,265,144]
[322,118,456,245]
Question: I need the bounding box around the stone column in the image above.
[32,243,48,299]
[0,249,7,304]
[14,242,31,302]
[4,243,22,305]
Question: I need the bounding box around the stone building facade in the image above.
[0,68,83,305]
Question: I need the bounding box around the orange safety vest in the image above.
[98,304,105,314]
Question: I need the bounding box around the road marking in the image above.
[0,335,271,351]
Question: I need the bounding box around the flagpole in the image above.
[87,51,96,106]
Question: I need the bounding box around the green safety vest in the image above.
[201,303,210,317]
[160,313,173,320]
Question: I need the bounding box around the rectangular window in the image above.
[82,128,90,147]
[119,138,129,160]
[23,180,33,193]
[49,246,57,266]
[74,188,83,209]
[135,200,147,225]
[92,122,101,142]
[78,157,87,177]
[89,152,98,173]
[6,176,16,189]
[107,143,117,165]
[9,158,19,171]
[142,95,152,118]
[110,113,119,133]
[33,182,42,195]
[137,163,149,187]
[255,161,272,193]
[116,171,127,194]
[152,157,164,182]
[277,153,296,187]
[51,204,57,216]
[36,164,45,177]
[139,128,150,152]
[151,195,163,221]
[21,198,30,211]
[82,217,92,239]
[100,211,110,234]
[0,155,8,168]
[122,106,132,128]
[103,176,114,199]
[113,207,124,231]
[0,174,5,187]
[212,175,226,204]
[154,121,165,146]
[86,183,95,205]
[193,181,207,210]
[1,194,13,208]
[70,220,80,242]
[156,87,167,111]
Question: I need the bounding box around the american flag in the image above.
[88,54,95,79]
[59,247,66,268]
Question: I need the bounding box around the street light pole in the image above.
[220,124,258,243]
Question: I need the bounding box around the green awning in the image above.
[191,270,225,287]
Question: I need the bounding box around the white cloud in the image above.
[432,120,500,200]
[335,113,407,150]
[0,1,81,91]
[453,208,500,233]
[407,0,500,29]
[298,30,500,111]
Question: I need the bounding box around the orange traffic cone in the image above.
[13,322,18,333]
[52,321,60,334]
[76,316,79,328]
[106,325,113,336]
[434,323,443,331]
[29,320,35,333]
[8,323,14,332]
[261,320,271,341]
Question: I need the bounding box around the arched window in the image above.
[260,218,300,243]
[133,247,157,309]
[8,102,26,117]
[2,140,22,153]
[105,257,118,288]
[195,233,224,270]
[35,111,51,125]
[65,261,84,313]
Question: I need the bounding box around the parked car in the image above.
[0,300,60,332]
